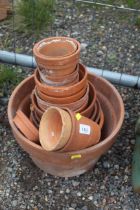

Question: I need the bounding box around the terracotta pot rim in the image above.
[34,63,88,95]
[36,84,87,104]
[81,81,96,116]
[33,36,80,61]
[35,37,77,58]
[34,84,89,110]
[8,73,124,155]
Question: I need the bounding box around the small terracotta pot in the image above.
[36,85,87,104]
[13,110,39,143]
[39,64,79,82]
[40,71,79,87]
[60,110,101,152]
[33,37,80,76]
[34,63,88,97]
[39,107,72,151]
[81,81,96,118]
[34,84,89,112]
[34,36,77,58]
[38,62,78,77]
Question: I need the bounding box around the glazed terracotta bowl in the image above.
[34,63,88,97]
[8,72,124,177]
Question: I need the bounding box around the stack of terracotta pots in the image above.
[30,37,104,134]
[8,36,124,177]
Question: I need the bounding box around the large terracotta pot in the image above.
[8,72,124,177]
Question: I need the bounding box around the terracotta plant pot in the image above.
[81,81,96,118]
[34,63,88,97]
[38,37,77,57]
[39,64,79,82]
[33,37,80,76]
[36,85,87,104]
[40,71,79,87]
[39,107,72,151]
[60,110,101,152]
[34,84,89,112]
[8,72,124,177]
[13,110,39,143]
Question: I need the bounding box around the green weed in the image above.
[15,0,55,36]
[0,65,23,88]
[136,15,140,28]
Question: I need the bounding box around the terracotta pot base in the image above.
[8,73,124,177]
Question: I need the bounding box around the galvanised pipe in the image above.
[0,50,140,89]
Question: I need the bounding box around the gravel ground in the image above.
[0,1,140,209]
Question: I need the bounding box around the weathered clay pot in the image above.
[39,64,79,82]
[34,63,87,97]
[60,110,101,152]
[40,71,79,87]
[38,37,77,57]
[36,85,87,104]
[8,72,124,177]
[34,84,89,112]
[33,37,80,76]
[81,81,96,118]
[39,107,72,151]
[13,110,39,143]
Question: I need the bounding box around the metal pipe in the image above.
[0,50,140,88]
[76,0,140,12]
